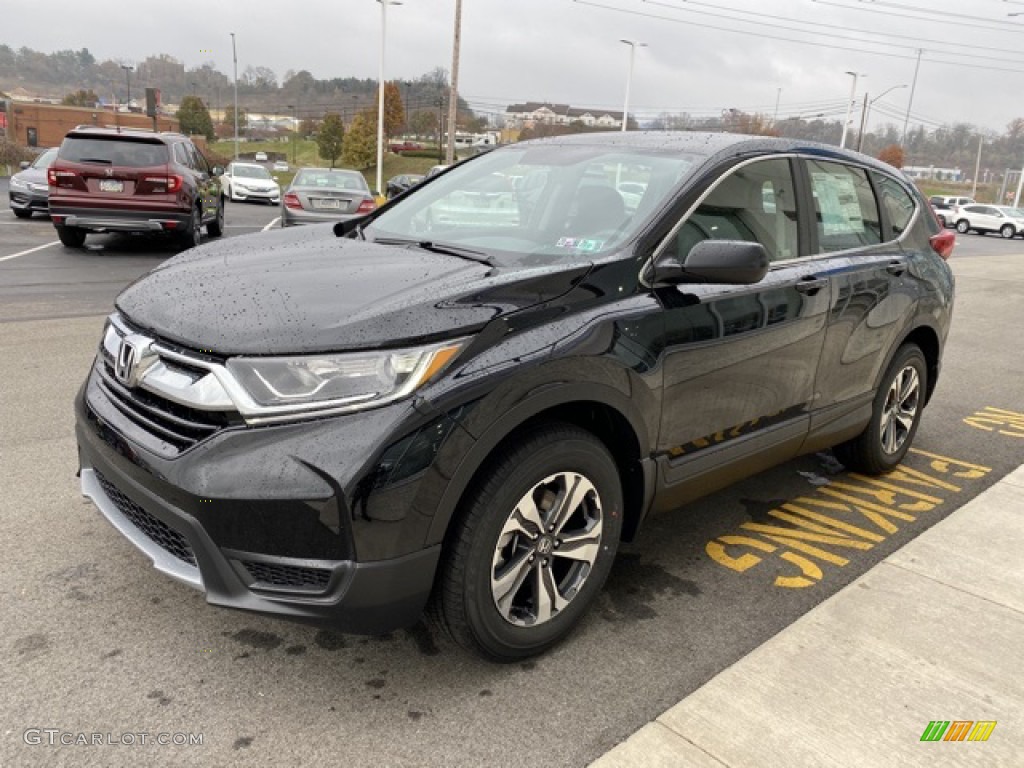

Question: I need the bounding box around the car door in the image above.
[652,156,831,509]
[800,160,915,452]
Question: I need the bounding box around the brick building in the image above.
[2,102,178,149]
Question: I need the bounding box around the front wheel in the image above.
[56,225,86,248]
[1001,224,1015,239]
[833,344,927,475]
[955,219,970,234]
[433,424,623,661]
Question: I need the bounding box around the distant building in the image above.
[2,101,178,148]
[903,165,964,182]
[504,102,625,129]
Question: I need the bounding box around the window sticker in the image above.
[811,171,865,236]
[556,237,605,252]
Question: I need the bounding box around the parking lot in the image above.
[2,184,1022,767]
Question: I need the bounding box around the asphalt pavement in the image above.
[1,198,1022,767]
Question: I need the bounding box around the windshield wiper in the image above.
[374,237,494,266]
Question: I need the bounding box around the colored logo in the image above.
[920,720,996,742]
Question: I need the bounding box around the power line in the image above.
[811,0,1024,34]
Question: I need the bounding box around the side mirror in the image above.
[211,165,223,176]
[19,160,30,170]
[651,240,769,286]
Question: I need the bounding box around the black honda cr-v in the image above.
[75,132,955,660]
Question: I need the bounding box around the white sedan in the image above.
[954,204,1024,238]
[221,162,281,205]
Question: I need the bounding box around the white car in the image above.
[222,162,281,205]
[954,204,1024,238]
[254,151,268,162]
[273,160,289,172]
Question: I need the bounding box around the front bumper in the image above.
[231,186,280,204]
[74,357,459,633]
[9,188,49,213]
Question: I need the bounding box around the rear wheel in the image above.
[1001,224,1015,239]
[955,219,970,234]
[12,208,32,219]
[833,344,927,475]
[207,198,225,237]
[56,225,86,248]
[178,206,201,250]
[433,424,623,661]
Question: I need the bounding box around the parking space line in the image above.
[0,240,61,263]
[262,217,280,231]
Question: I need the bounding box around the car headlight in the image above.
[225,338,468,416]
[10,176,27,189]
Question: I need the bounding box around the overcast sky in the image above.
[6,0,1024,134]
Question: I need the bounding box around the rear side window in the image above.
[807,160,881,253]
[60,137,169,167]
[875,175,916,240]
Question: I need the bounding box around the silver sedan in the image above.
[281,168,377,227]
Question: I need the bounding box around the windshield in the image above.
[31,148,58,170]
[366,144,700,263]
[294,169,367,190]
[233,165,272,180]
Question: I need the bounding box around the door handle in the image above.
[794,277,828,295]
[886,260,906,276]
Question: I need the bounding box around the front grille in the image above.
[240,560,332,591]
[94,470,197,567]
[95,361,231,452]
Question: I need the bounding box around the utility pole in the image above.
[901,48,923,151]
[445,0,463,166]
[772,87,781,127]
[856,93,869,152]
[121,64,134,110]
[839,71,862,149]
[971,134,983,199]
[437,94,445,164]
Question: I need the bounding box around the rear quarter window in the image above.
[59,137,169,167]
[875,174,917,240]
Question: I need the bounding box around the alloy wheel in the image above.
[879,365,920,455]
[490,472,603,627]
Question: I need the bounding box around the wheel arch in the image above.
[885,324,942,406]
[427,386,655,550]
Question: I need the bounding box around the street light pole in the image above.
[376,0,403,197]
[231,32,239,160]
[839,70,863,149]
[856,84,908,152]
[620,39,647,132]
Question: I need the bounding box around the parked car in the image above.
[952,204,1024,237]
[8,147,57,218]
[254,151,268,162]
[385,173,424,199]
[929,195,974,227]
[47,127,224,249]
[424,164,449,179]
[272,160,290,172]
[221,162,281,205]
[75,133,954,660]
[389,141,424,152]
[281,168,376,226]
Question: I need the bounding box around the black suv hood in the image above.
[116,226,591,355]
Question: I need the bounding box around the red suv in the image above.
[48,127,225,249]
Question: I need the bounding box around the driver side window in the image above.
[674,158,798,263]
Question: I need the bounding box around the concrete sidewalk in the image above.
[591,465,1024,768]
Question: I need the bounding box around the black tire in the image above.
[955,219,970,234]
[207,198,225,237]
[433,424,623,661]
[178,206,201,250]
[12,208,32,219]
[1001,224,1015,239]
[56,225,86,248]
[833,344,928,475]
